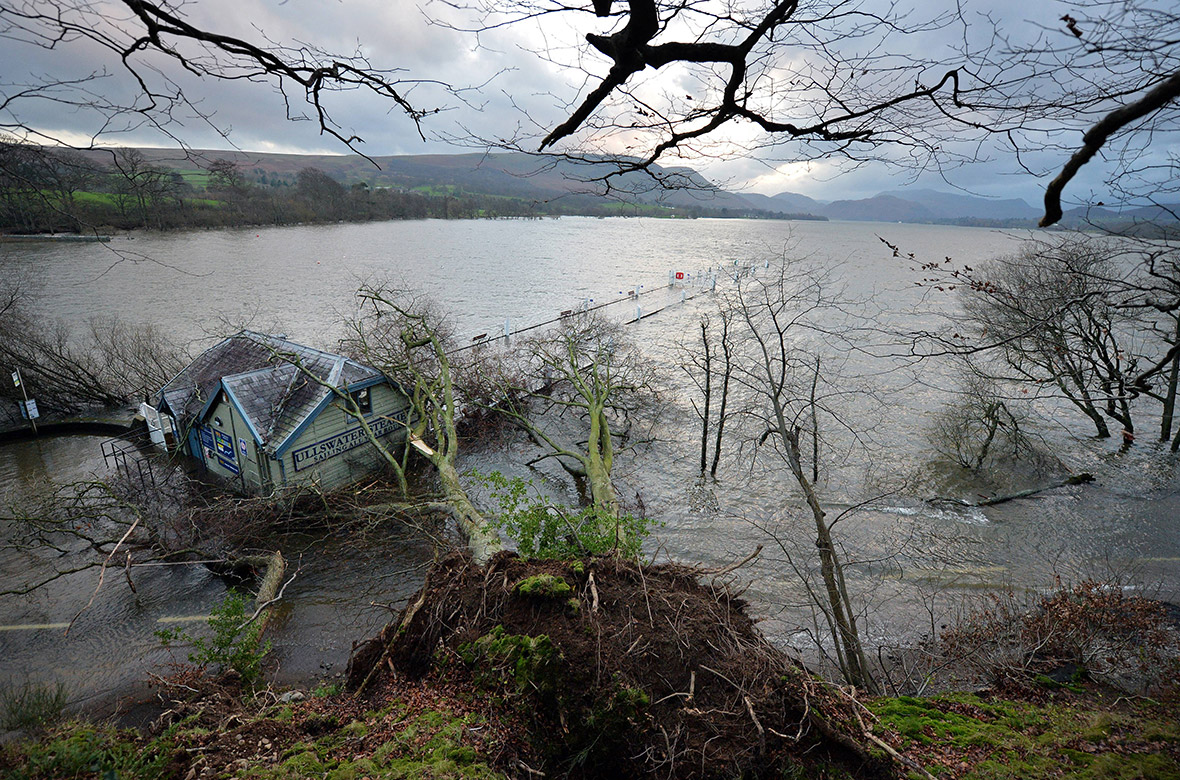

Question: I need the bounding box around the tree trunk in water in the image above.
[1069,383,1110,438]
[254,550,285,636]
[586,458,619,517]
[585,404,620,518]
[699,319,711,474]
[709,318,732,479]
[810,356,820,483]
[778,421,874,692]
[1161,317,1180,442]
[1067,396,1111,438]
[436,458,502,563]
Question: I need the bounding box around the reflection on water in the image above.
[1,218,1177,707]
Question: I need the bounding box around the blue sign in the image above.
[213,429,235,460]
[217,454,240,475]
[291,411,406,472]
[199,426,215,453]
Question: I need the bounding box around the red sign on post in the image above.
[675,272,685,280]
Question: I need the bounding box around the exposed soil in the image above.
[348,550,893,779]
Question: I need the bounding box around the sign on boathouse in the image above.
[292,410,407,471]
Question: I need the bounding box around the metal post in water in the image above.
[504,318,511,340]
[12,368,36,435]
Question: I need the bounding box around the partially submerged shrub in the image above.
[473,471,654,559]
[156,590,270,688]
[940,579,1179,693]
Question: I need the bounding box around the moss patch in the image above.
[459,626,561,695]
[513,574,572,599]
[869,689,1180,779]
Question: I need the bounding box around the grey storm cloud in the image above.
[0,0,1141,206]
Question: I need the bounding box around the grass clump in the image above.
[0,682,68,732]
[0,723,171,779]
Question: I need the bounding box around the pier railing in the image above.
[452,260,761,354]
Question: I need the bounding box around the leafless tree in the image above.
[720,256,879,690]
[447,0,1180,221]
[2,0,1175,222]
[955,239,1146,444]
[0,278,188,414]
[680,309,737,478]
[927,370,1036,472]
[485,312,660,519]
[0,0,447,155]
[339,283,503,562]
[970,0,1180,226]
[0,468,201,600]
[440,0,989,189]
[108,147,178,229]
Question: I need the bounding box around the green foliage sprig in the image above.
[472,471,654,560]
[156,590,270,688]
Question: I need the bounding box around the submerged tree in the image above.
[0,276,188,414]
[928,371,1036,472]
[721,257,877,690]
[486,312,660,521]
[957,239,1141,444]
[680,310,737,479]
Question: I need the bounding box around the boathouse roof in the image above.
[157,331,385,454]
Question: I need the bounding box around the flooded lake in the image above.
[2,217,1178,707]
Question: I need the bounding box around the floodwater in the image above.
[2,217,1178,708]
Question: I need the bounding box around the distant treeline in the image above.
[0,144,794,233]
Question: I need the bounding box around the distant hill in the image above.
[740,191,826,215]
[802,189,1040,225]
[112,149,784,218]
[67,148,1180,229]
[820,194,937,223]
[1057,203,1180,236]
[876,188,1038,221]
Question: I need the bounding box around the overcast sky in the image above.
[1,0,1165,205]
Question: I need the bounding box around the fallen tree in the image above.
[347,551,903,779]
[928,473,1096,508]
[340,284,502,562]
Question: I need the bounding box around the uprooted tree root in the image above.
[347,551,897,779]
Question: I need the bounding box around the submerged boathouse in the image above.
[152,331,410,494]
